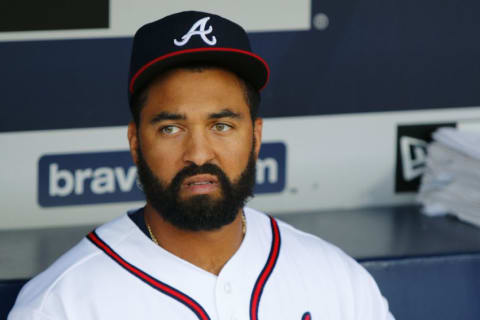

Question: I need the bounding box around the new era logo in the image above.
[400,136,428,181]
[395,122,456,192]
[174,17,217,46]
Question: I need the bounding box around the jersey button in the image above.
[224,282,232,294]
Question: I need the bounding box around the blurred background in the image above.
[1,0,480,318]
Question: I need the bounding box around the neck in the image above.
[144,204,245,275]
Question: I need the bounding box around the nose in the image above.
[182,130,215,166]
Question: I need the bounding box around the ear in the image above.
[253,117,263,159]
[127,121,139,165]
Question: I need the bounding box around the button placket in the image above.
[215,277,239,320]
[224,281,232,294]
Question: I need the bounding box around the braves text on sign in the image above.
[254,142,286,194]
[38,142,287,207]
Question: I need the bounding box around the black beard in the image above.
[136,144,256,231]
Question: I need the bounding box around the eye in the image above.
[212,123,232,132]
[160,125,180,135]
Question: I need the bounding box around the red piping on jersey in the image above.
[87,231,211,320]
[249,216,281,320]
[129,47,270,93]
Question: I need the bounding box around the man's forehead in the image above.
[150,65,245,89]
[141,68,250,115]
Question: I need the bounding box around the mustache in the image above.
[170,163,230,193]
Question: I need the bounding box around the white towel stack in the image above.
[417,127,480,227]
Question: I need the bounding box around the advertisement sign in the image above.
[37,142,287,208]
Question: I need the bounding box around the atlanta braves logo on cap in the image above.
[174,17,217,46]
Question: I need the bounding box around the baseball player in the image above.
[8,11,394,319]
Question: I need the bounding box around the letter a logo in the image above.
[174,17,217,46]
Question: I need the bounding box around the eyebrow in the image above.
[149,108,242,124]
[150,111,186,124]
[208,109,242,120]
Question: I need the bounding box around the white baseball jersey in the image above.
[8,207,394,319]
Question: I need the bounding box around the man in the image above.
[9,11,394,319]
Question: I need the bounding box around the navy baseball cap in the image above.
[128,11,270,105]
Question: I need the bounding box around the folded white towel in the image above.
[417,128,480,227]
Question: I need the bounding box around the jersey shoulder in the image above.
[269,211,371,279]
[277,215,347,258]
[245,207,350,262]
[8,214,134,319]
